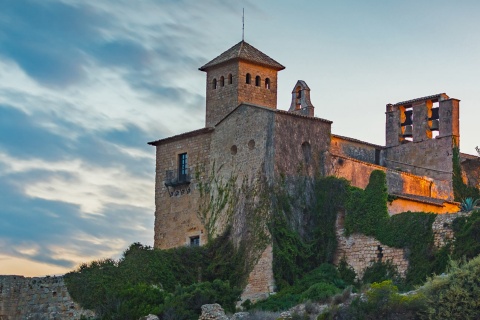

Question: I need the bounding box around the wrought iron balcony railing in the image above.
[164,169,191,187]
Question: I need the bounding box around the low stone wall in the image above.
[0,275,93,320]
[334,211,471,279]
[334,213,409,278]
[432,211,469,248]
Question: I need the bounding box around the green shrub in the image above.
[300,282,339,302]
[160,279,241,319]
[452,210,480,260]
[420,255,480,319]
[361,260,400,286]
[337,257,356,286]
[321,280,426,320]
[452,147,480,201]
[252,293,300,312]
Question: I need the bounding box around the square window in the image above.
[190,236,200,247]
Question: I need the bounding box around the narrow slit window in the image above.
[265,78,270,89]
[220,76,224,87]
[228,74,233,84]
[255,76,260,87]
[212,78,217,89]
[246,73,251,84]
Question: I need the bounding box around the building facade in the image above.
[149,40,479,300]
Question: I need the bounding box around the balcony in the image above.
[164,169,191,187]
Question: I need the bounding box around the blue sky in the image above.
[1,0,479,276]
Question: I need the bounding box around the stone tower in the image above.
[199,41,285,127]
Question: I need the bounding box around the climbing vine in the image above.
[343,170,450,287]
[196,162,237,242]
[452,146,480,201]
[270,174,349,289]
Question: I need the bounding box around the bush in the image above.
[419,255,480,319]
[251,293,300,312]
[361,260,400,286]
[300,282,339,302]
[160,279,241,319]
[337,257,356,286]
[320,280,426,320]
[452,210,480,260]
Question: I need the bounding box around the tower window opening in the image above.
[295,86,301,110]
[220,76,224,87]
[255,76,260,87]
[212,78,217,89]
[265,78,270,89]
[401,106,413,141]
[246,73,251,84]
[228,74,233,84]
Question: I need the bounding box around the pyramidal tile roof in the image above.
[199,40,285,71]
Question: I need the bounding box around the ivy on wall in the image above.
[343,170,449,287]
[270,175,349,289]
[452,146,480,201]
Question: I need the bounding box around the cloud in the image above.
[0,0,258,275]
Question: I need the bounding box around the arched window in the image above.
[212,78,217,89]
[302,142,312,164]
[220,76,224,87]
[228,74,233,84]
[265,78,270,89]
[246,73,251,84]
[255,76,261,87]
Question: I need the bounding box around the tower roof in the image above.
[199,40,285,71]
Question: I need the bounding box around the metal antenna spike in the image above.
[242,8,245,41]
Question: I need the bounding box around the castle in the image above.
[148,40,480,300]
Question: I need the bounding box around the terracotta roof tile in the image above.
[199,41,285,71]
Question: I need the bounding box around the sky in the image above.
[1,0,479,277]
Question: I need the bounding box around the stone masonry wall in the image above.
[154,130,213,249]
[432,211,468,248]
[330,135,381,165]
[209,105,276,300]
[0,275,93,320]
[241,245,275,302]
[334,213,409,278]
[204,61,278,127]
[273,112,331,178]
[383,136,454,200]
[334,211,469,280]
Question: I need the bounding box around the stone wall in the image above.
[330,135,382,165]
[334,211,470,280]
[273,112,331,178]
[461,153,480,189]
[204,61,279,127]
[153,128,213,249]
[0,275,92,320]
[241,245,275,302]
[334,213,409,278]
[383,136,454,200]
[432,211,468,248]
